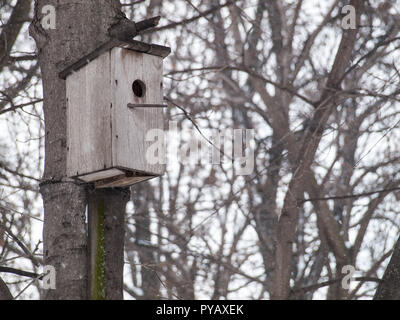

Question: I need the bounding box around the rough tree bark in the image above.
[374,236,400,299]
[88,188,129,300]
[30,0,129,299]
[0,276,12,300]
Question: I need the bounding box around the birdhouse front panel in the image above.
[111,47,165,175]
[66,44,168,188]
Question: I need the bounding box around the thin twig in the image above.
[0,266,42,279]
[164,96,232,160]
[301,185,400,203]
[145,0,239,34]
[291,276,382,296]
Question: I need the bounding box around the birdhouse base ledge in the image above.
[74,167,157,188]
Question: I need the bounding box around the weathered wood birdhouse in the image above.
[61,39,170,188]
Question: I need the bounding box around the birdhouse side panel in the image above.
[111,48,165,175]
[66,51,113,178]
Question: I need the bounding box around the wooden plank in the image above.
[66,68,84,177]
[94,175,155,189]
[60,39,119,79]
[111,47,166,176]
[121,40,171,58]
[77,168,125,182]
[66,51,112,177]
[59,39,170,79]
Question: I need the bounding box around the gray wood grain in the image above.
[66,47,166,186]
[111,47,165,176]
[66,50,112,178]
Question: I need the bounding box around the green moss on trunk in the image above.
[94,199,106,300]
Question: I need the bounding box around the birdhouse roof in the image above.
[59,39,171,79]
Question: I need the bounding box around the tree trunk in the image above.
[88,188,129,300]
[0,276,12,300]
[272,0,364,299]
[30,0,128,299]
[374,236,400,299]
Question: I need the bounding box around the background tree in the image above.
[1,0,400,300]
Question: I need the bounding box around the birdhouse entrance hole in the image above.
[132,79,146,97]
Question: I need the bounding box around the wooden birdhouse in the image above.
[60,39,170,188]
